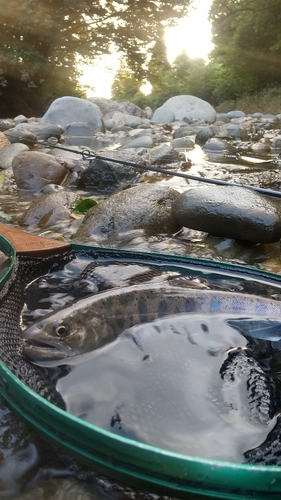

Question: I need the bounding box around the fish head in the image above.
[22,308,116,364]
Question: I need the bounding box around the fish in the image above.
[23,283,281,363]
[227,318,281,342]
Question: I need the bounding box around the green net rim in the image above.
[1,239,281,498]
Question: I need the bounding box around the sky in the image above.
[79,0,214,98]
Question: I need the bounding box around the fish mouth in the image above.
[22,338,75,363]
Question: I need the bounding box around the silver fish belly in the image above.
[23,284,281,363]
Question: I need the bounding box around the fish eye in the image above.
[53,321,70,337]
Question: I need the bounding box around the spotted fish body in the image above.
[2,260,281,465]
[23,284,281,362]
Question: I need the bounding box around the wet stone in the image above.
[12,151,68,190]
[172,185,281,243]
[74,184,181,242]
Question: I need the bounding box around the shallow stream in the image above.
[2,133,281,498]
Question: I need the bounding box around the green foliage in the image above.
[111,62,142,102]
[209,0,281,99]
[72,198,97,214]
[112,47,213,110]
[0,0,189,115]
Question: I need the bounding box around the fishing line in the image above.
[5,133,281,199]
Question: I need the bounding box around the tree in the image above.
[209,0,281,99]
[111,61,142,102]
[0,0,190,115]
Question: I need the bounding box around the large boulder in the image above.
[172,185,281,243]
[41,96,103,132]
[160,95,216,124]
[74,184,181,242]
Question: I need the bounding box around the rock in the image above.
[121,135,153,149]
[172,186,281,243]
[222,123,249,140]
[0,131,11,148]
[173,125,195,139]
[4,126,36,145]
[76,147,150,193]
[151,107,175,124]
[77,157,140,193]
[171,137,194,149]
[250,112,264,119]
[74,184,181,242]
[149,144,184,165]
[0,143,29,170]
[36,125,62,142]
[88,97,144,120]
[111,112,144,128]
[161,95,216,123]
[0,119,15,132]
[215,113,231,123]
[144,106,153,119]
[41,96,103,132]
[272,136,281,150]
[14,114,28,124]
[7,122,62,144]
[104,119,115,130]
[251,140,271,153]
[203,137,232,153]
[195,127,214,145]
[227,110,246,119]
[12,151,68,190]
[20,191,78,228]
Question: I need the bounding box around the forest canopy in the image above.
[0,0,189,115]
[112,0,281,109]
[1,0,281,115]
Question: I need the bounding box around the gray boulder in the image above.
[172,185,281,243]
[41,96,103,132]
[12,151,68,190]
[74,184,181,242]
[161,95,216,123]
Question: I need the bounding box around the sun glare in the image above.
[165,0,214,62]
[79,0,214,98]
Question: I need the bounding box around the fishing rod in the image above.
[5,133,281,199]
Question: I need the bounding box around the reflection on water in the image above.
[57,313,277,463]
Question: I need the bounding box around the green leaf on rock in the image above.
[72,198,97,214]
